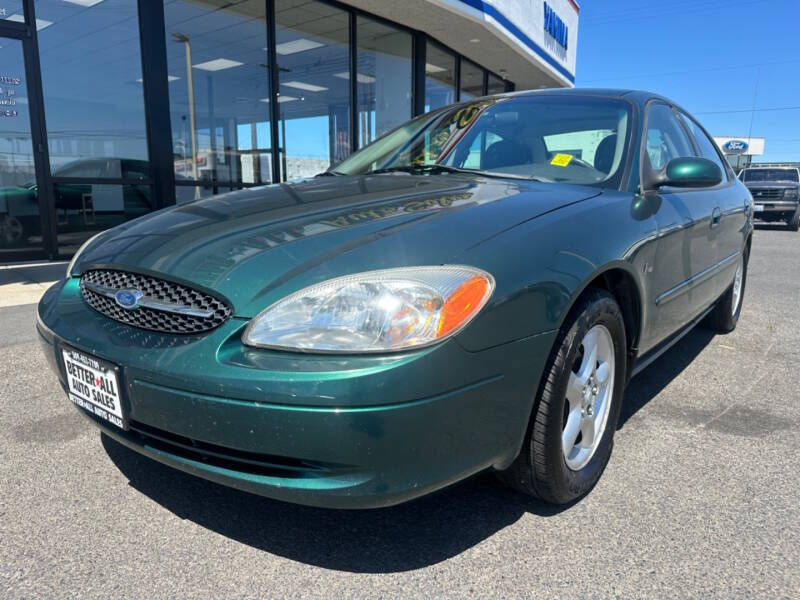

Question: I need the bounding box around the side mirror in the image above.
[644,157,723,190]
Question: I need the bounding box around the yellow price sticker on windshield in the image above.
[551,153,573,167]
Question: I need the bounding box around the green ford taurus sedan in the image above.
[37,90,752,508]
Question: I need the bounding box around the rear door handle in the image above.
[711,207,722,228]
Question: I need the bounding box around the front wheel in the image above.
[497,288,626,505]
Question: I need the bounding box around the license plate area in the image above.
[61,346,127,429]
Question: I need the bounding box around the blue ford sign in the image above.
[115,289,144,310]
[544,2,568,50]
[722,140,749,154]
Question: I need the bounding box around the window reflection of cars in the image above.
[0,158,154,246]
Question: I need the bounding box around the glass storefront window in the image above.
[54,182,153,256]
[36,0,149,173]
[275,0,350,180]
[487,73,506,95]
[0,38,43,255]
[424,42,456,112]
[355,16,412,148]
[460,60,485,101]
[164,0,272,197]
[0,2,25,24]
[8,0,517,258]
[175,183,235,205]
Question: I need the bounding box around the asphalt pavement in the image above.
[1,227,798,598]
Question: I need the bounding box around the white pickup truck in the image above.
[740,166,800,231]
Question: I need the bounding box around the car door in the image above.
[677,111,748,298]
[644,102,721,345]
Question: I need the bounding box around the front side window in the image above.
[334,96,632,188]
[678,112,727,180]
[645,103,694,171]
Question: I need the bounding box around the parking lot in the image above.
[1,227,798,598]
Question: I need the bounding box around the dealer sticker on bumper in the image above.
[62,348,126,429]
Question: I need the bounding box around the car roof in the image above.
[499,87,678,108]
[744,166,796,169]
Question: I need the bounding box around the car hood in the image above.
[75,174,600,317]
[744,182,798,190]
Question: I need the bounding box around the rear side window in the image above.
[644,103,694,170]
[678,112,728,181]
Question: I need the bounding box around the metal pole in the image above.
[185,40,200,198]
[174,33,200,199]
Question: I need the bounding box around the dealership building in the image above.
[0,0,578,261]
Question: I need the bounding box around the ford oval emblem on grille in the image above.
[115,289,144,310]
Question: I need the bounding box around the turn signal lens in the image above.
[242,266,495,353]
[438,276,491,338]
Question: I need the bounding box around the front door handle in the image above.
[711,207,722,228]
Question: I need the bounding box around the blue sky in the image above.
[575,0,800,162]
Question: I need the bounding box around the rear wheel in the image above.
[497,289,626,505]
[707,250,748,333]
[1,215,23,245]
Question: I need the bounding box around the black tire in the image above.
[788,210,799,232]
[497,288,627,505]
[706,248,748,333]
[1,215,24,246]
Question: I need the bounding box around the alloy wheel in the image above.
[731,256,744,316]
[562,324,615,470]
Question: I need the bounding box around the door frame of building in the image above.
[0,1,56,262]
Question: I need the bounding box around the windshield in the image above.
[743,169,799,183]
[332,95,632,188]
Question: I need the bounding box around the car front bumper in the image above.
[37,278,555,509]
[752,200,799,215]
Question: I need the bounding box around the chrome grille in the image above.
[749,188,784,200]
[80,269,231,334]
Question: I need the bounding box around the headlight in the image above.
[65,231,105,278]
[784,189,799,199]
[242,266,495,353]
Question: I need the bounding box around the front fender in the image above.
[452,191,656,352]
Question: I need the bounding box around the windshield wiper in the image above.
[368,164,466,175]
[315,170,343,177]
[368,164,549,182]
